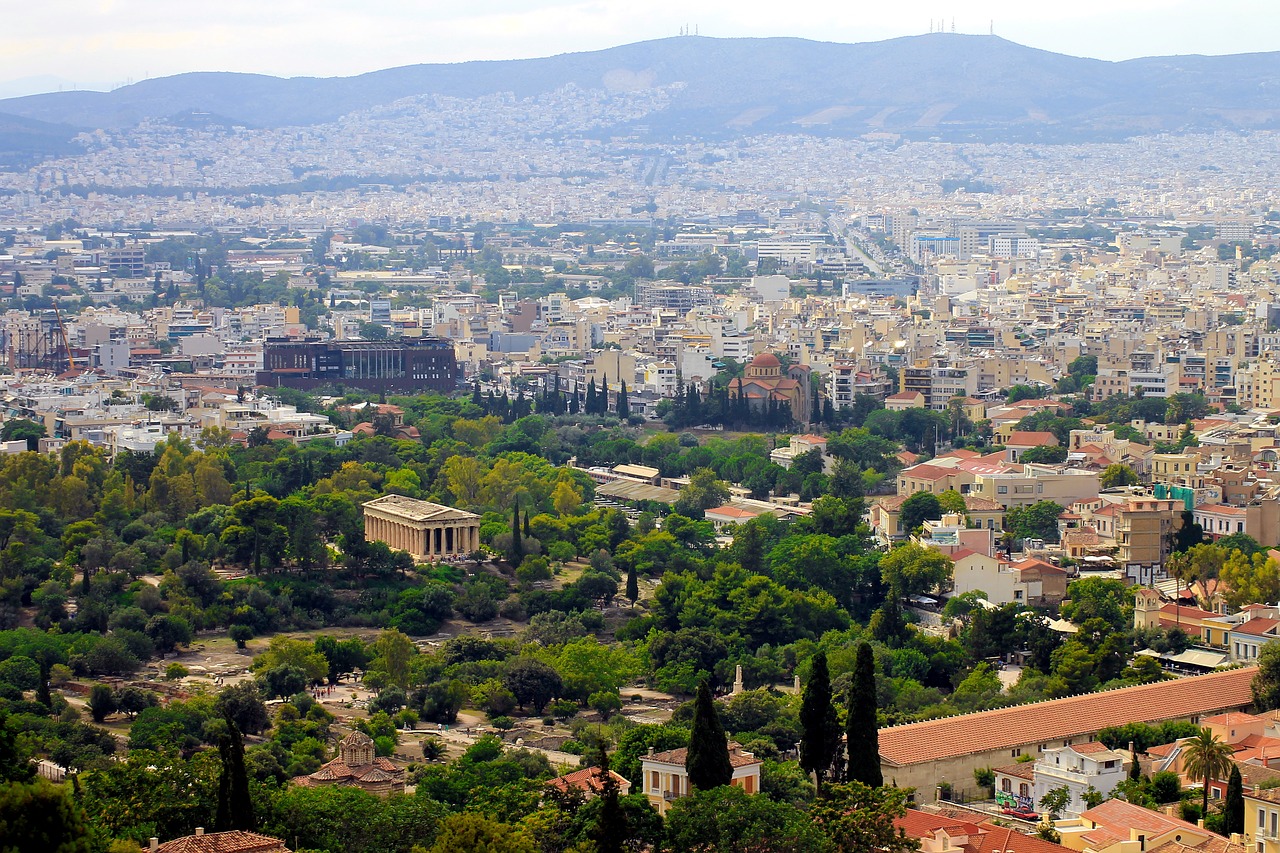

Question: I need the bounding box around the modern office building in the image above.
[257,337,457,393]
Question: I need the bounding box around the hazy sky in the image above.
[2,0,1276,94]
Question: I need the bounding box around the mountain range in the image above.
[2,33,1280,159]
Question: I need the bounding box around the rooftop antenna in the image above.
[990,20,994,35]
[929,20,933,33]
[951,18,955,33]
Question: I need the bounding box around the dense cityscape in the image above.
[6,25,1280,853]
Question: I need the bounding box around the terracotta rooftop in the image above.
[545,766,630,796]
[1081,798,1196,836]
[878,667,1256,767]
[1007,431,1058,446]
[646,746,760,769]
[152,831,291,853]
[896,809,1066,853]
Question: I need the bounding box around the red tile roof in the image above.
[646,746,760,769]
[545,766,631,796]
[878,667,1256,767]
[1008,431,1058,447]
[896,809,1066,853]
[153,831,291,853]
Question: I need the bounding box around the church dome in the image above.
[750,352,781,369]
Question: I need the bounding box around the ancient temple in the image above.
[362,494,482,562]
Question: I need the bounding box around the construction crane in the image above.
[51,300,74,371]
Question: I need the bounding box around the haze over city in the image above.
[2,0,1277,95]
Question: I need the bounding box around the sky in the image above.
[1,0,1276,96]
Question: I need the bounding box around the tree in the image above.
[663,786,830,852]
[810,781,915,853]
[616,380,630,420]
[0,779,93,853]
[1221,550,1280,610]
[686,680,733,791]
[1004,501,1065,544]
[1021,444,1068,464]
[87,684,117,723]
[898,491,943,534]
[1182,727,1235,818]
[1040,785,1070,820]
[625,565,639,605]
[1100,463,1140,489]
[674,468,730,518]
[0,418,46,452]
[591,747,628,853]
[800,651,841,790]
[372,629,416,689]
[428,813,533,853]
[846,642,882,787]
[1254,642,1280,711]
[229,624,254,649]
[215,717,254,832]
[1224,764,1245,836]
[1173,510,1206,553]
[216,682,270,736]
[504,657,562,714]
[879,543,952,600]
[510,503,524,563]
[116,686,158,719]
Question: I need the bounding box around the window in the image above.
[1002,779,1012,792]
[651,770,659,792]
[998,486,1008,495]
[1019,783,1029,797]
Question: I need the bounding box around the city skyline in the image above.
[1,0,1276,98]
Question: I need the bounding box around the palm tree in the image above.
[1182,727,1235,818]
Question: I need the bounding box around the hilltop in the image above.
[2,33,1280,158]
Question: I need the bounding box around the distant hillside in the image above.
[3,34,1280,155]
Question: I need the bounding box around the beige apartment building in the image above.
[970,467,1100,509]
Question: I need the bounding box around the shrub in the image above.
[165,663,189,680]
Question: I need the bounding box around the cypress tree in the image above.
[471,381,483,408]
[600,373,609,415]
[215,716,255,831]
[846,642,883,787]
[800,650,841,790]
[686,680,733,790]
[591,746,627,853]
[511,504,524,563]
[1224,764,1244,835]
[569,389,580,415]
[586,379,597,414]
[625,564,639,605]
[616,380,630,419]
[523,510,532,539]
[35,658,51,711]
